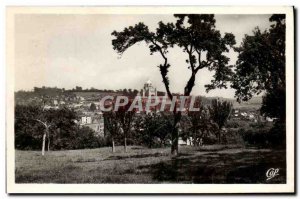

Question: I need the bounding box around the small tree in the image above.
[184,97,218,146]
[103,110,120,153]
[208,99,232,144]
[186,97,203,145]
[90,102,97,112]
[112,14,236,155]
[116,100,136,152]
[134,112,172,148]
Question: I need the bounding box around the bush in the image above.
[226,121,240,128]
[239,122,285,149]
[202,136,218,145]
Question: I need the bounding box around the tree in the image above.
[134,112,172,148]
[90,102,97,112]
[112,14,236,155]
[185,97,203,145]
[48,108,78,150]
[116,100,136,152]
[183,97,218,146]
[15,105,56,155]
[232,14,286,122]
[103,108,120,153]
[75,86,82,91]
[154,113,173,147]
[15,105,79,152]
[208,99,232,144]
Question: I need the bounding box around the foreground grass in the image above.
[15,145,286,184]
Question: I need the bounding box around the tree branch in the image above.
[34,119,50,128]
[149,39,173,99]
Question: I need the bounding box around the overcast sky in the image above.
[15,14,272,97]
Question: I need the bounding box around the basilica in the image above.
[138,79,157,97]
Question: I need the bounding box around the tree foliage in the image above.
[232,14,286,121]
[15,105,103,150]
[184,97,218,146]
[208,99,232,143]
[90,103,97,112]
[103,107,120,152]
[133,112,172,148]
[115,100,136,152]
[112,14,236,98]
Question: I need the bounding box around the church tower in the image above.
[141,79,157,97]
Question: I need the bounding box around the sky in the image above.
[14,14,272,97]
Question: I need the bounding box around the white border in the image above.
[6,6,295,194]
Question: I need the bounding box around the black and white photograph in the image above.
[6,6,295,193]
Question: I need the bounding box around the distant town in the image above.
[15,80,273,141]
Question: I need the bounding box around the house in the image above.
[79,112,105,137]
[178,137,193,146]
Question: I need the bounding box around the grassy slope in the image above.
[15,145,286,184]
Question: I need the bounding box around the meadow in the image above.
[15,145,286,184]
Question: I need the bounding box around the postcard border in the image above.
[6,6,295,194]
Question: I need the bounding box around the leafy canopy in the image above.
[232,14,285,120]
[112,14,236,98]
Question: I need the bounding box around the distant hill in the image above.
[199,96,262,110]
[15,86,263,111]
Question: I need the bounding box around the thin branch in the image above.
[34,119,50,128]
[195,49,202,69]
[185,45,195,72]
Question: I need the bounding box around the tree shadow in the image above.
[136,150,286,183]
[104,152,168,161]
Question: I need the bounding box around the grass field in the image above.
[15,145,286,184]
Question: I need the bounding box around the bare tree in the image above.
[34,119,52,156]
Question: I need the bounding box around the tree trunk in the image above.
[171,112,181,156]
[42,132,46,156]
[47,129,50,152]
[47,138,50,152]
[218,130,221,144]
[192,128,197,147]
[124,136,127,153]
[112,138,115,153]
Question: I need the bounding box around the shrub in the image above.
[202,136,218,145]
[226,121,240,128]
[239,122,285,149]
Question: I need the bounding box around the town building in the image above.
[79,112,105,137]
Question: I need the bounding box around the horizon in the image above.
[14,84,264,101]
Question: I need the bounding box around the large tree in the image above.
[112,14,236,155]
[232,14,286,122]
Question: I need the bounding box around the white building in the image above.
[139,80,157,97]
[80,114,105,137]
